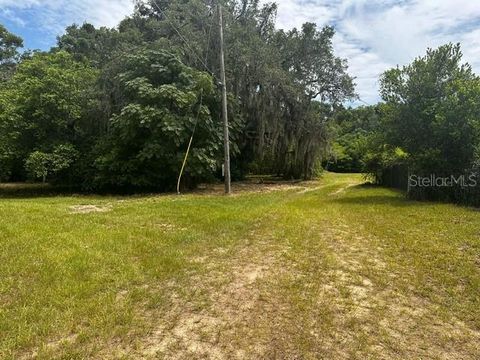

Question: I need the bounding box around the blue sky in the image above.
[2,0,480,104]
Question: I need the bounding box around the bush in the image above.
[24,144,78,183]
[25,152,50,183]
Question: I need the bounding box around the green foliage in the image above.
[328,106,381,173]
[379,43,480,175]
[277,23,355,102]
[25,144,79,183]
[0,51,97,181]
[0,3,356,189]
[0,24,23,81]
[56,23,118,67]
[92,49,226,190]
[56,22,143,69]
[229,9,355,179]
[328,44,480,199]
[25,151,50,182]
[136,0,356,180]
[360,43,480,203]
[50,144,78,171]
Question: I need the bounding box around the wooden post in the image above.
[218,3,231,194]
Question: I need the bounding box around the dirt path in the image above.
[111,175,480,359]
[138,217,291,359]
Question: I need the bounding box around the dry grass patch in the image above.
[138,230,289,359]
[69,204,112,214]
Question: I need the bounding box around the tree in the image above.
[0,51,97,181]
[328,106,381,173]
[25,152,50,183]
[367,43,480,202]
[92,49,236,190]
[0,24,23,81]
[380,43,480,175]
[277,23,355,102]
[132,0,356,179]
[24,144,79,183]
[56,23,143,69]
[228,7,356,178]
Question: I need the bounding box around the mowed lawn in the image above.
[1,173,480,359]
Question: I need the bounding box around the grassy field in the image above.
[1,173,480,359]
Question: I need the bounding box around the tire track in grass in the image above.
[101,173,480,359]
[137,216,292,359]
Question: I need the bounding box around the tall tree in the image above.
[277,23,355,102]
[129,0,356,179]
[380,43,480,175]
[93,49,237,190]
[56,23,119,67]
[0,24,23,81]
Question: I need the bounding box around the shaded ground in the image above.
[1,173,480,359]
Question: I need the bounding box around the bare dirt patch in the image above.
[20,334,79,360]
[318,225,480,359]
[149,223,187,231]
[69,205,112,214]
[193,179,320,196]
[136,231,287,359]
[329,183,357,196]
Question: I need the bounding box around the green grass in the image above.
[1,173,479,359]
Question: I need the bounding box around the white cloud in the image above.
[272,0,480,104]
[0,0,134,34]
[271,0,338,29]
[0,8,26,26]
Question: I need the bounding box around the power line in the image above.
[357,97,372,106]
[148,0,218,80]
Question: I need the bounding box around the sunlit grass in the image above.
[1,173,479,358]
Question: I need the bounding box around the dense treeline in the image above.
[333,44,480,205]
[377,44,480,204]
[0,0,355,191]
[2,1,480,205]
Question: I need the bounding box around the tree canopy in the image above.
[356,43,480,204]
[0,0,356,190]
[93,49,232,190]
[0,24,23,81]
[0,51,97,182]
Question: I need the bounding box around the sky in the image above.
[1,0,480,105]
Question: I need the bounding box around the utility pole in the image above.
[218,3,232,194]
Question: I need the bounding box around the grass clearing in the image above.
[1,173,480,359]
